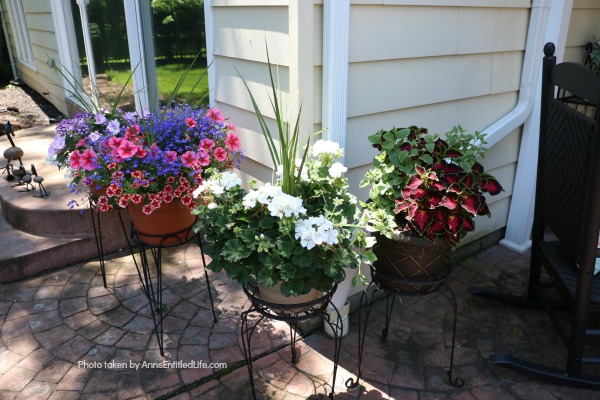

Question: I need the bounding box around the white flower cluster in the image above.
[311,139,344,158]
[328,162,347,178]
[294,216,339,250]
[192,171,241,197]
[242,183,306,218]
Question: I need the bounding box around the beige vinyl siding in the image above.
[564,0,600,65]
[3,0,67,115]
[211,1,322,185]
[344,2,529,246]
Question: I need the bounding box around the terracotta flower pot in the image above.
[128,201,196,246]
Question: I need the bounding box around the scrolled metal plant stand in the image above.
[346,263,464,390]
[88,195,141,288]
[241,282,343,399]
[130,221,218,356]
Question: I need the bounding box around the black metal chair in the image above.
[470,42,600,389]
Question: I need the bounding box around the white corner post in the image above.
[123,0,157,114]
[500,0,573,253]
[204,0,215,106]
[322,0,350,163]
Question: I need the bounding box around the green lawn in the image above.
[107,63,210,107]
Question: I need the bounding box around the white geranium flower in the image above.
[217,171,241,190]
[242,191,259,209]
[311,139,343,158]
[268,193,306,218]
[207,202,217,209]
[328,162,347,178]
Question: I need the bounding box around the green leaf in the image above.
[382,131,396,142]
[361,250,377,263]
[420,154,433,164]
[221,239,248,262]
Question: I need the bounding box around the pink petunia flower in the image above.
[164,151,178,163]
[69,151,82,169]
[181,151,197,167]
[79,148,98,171]
[196,150,210,166]
[200,138,216,151]
[136,146,148,158]
[225,133,240,152]
[186,117,197,128]
[118,140,138,159]
[75,138,87,148]
[213,146,228,162]
[108,137,123,149]
[126,124,141,136]
[206,108,224,123]
[227,123,237,133]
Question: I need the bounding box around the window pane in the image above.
[70,0,135,111]
[150,0,208,107]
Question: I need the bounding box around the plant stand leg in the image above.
[136,242,166,356]
[440,284,464,387]
[322,302,343,399]
[382,293,396,341]
[240,307,265,400]
[346,281,378,390]
[198,234,218,323]
[88,198,107,288]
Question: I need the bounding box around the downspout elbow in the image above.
[481,0,550,148]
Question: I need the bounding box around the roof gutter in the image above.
[499,0,573,253]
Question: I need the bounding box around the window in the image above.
[5,0,35,69]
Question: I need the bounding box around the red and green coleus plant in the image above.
[360,125,503,245]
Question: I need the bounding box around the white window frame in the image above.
[5,0,35,70]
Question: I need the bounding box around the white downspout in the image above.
[204,0,215,106]
[0,1,18,81]
[322,0,350,163]
[482,0,550,148]
[499,0,573,253]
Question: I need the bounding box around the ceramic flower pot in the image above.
[257,282,321,306]
[128,201,196,246]
[372,233,452,294]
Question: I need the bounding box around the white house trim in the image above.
[204,0,215,106]
[322,0,350,161]
[50,0,82,103]
[500,0,573,253]
[123,0,157,114]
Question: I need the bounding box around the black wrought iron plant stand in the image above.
[347,263,464,390]
[241,282,343,399]
[88,198,217,356]
[131,224,218,356]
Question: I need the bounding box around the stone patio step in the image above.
[0,124,130,283]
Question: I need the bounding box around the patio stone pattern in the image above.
[2,241,600,399]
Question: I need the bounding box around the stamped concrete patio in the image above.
[2,238,600,399]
